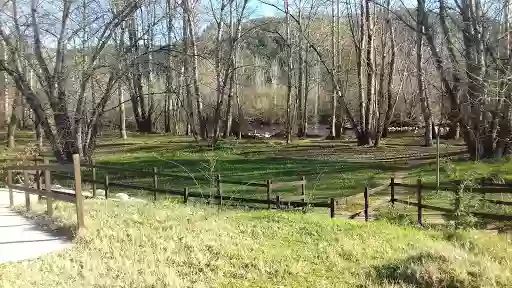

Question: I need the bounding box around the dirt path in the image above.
[0,189,72,264]
[339,171,409,221]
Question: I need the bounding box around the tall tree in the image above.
[0,0,141,161]
[328,0,337,139]
[285,0,293,144]
[416,0,433,146]
[379,0,397,140]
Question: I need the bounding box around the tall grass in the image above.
[1,199,510,287]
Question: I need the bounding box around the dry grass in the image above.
[0,199,510,287]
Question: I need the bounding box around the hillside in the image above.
[0,199,510,287]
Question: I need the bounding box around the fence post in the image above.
[436,131,440,191]
[276,195,280,209]
[73,154,85,231]
[104,174,109,199]
[216,174,223,205]
[7,170,13,207]
[364,186,369,222]
[478,178,487,200]
[454,183,462,219]
[417,178,423,226]
[390,177,395,206]
[23,170,30,212]
[153,167,158,202]
[301,176,306,202]
[183,187,189,203]
[330,198,335,218]
[266,180,272,209]
[91,159,97,197]
[44,158,53,215]
[44,163,53,216]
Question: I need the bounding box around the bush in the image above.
[376,205,417,226]
[374,247,511,287]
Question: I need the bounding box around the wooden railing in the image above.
[348,183,390,221]
[49,159,337,217]
[390,178,512,225]
[4,154,85,231]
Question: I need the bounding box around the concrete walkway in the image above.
[0,189,72,264]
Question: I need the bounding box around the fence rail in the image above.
[6,156,512,228]
[4,154,85,231]
[6,184,78,203]
[45,157,334,217]
[390,178,512,225]
[4,164,74,173]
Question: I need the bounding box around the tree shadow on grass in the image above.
[13,206,76,240]
[79,156,410,201]
[96,142,143,149]
[371,251,469,288]
[96,156,407,180]
[477,219,512,234]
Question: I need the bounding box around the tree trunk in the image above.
[329,0,337,139]
[146,5,155,133]
[285,0,293,144]
[185,0,206,139]
[314,64,320,126]
[303,40,309,137]
[181,0,197,139]
[297,14,305,138]
[1,42,8,127]
[35,120,43,151]
[335,0,343,138]
[224,2,236,138]
[361,0,375,145]
[417,0,433,147]
[375,0,395,145]
[7,94,17,148]
[147,52,155,133]
[165,0,174,134]
[127,14,151,133]
[356,0,367,145]
[381,3,396,139]
[119,86,127,139]
[211,2,227,145]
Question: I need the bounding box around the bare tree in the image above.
[380,0,397,139]
[0,0,141,161]
[185,0,207,139]
[285,0,293,143]
[416,0,433,146]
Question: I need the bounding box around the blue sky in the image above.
[248,0,280,18]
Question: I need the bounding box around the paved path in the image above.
[0,188,72,264]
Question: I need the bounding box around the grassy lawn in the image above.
[376,157,512,229]
[72,133,465,203]
[0,199,511,288]
[1,133,512,287]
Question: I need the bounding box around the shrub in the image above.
[376,205,416,226]
[374,247,510,287]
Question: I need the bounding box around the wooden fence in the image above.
[4,154,85,231]
[390,177,512,225]
[6,157,337,220]
[75,163,336,214]
[7,155,511,227]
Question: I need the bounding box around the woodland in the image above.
[0,0,510,161]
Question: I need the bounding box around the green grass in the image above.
[2,134,512,286]
[76,134,464,202]
[1,199,511,287]
[409,156,512,185]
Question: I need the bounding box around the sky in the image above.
[247,0,280,18]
